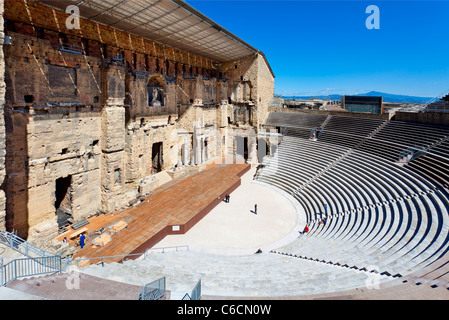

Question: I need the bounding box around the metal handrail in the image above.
[66,245,189,267]
[1,255,65,286]
[0,229,191,292]
[139,276,166,300]
[190,279,202,300]
[1,229,189,268]
[182,293,191,300]
[0,229,61,259]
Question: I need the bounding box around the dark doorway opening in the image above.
[244,137,249,160]
[204,139,208,162]
[55,175,72,228]
[152,142,163,173]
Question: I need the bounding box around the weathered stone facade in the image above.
[1,0,275,242]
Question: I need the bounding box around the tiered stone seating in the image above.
[358,121,449,162]
[81,249,393,298]
[324,116,384,136]
[373,121,448,148]
[318,116,385,149]
[424,100,449,113]
[255,111,449,293]
[264,112,328,129]
[407,140,449,189]
[256,137,350,220]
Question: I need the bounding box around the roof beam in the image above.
[123,5,181,33]
[86,0,129,20]
[107,0,163,28]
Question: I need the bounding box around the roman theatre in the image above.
[1,0,449,300]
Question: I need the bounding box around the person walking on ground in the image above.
[79,233,86,249]
[254,204,257,215]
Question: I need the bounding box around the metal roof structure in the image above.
[38,0,264,64]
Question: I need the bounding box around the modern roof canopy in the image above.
[37,0,263,63]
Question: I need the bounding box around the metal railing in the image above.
[1,228,188,268]
[65,245,189,268]
[182,279,202,300]
[190,279,202,300]
[0,229,61,259]
[423,103,449,113]
[1,256,66,286]
[0,229,192,298]
[139,276,166,300]
[58,43,83,55]
[421,89,449,113]
[0,229,70,286]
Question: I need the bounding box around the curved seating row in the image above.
[256,112,449,281]
[260,146,449,271]
[264,112,328,129]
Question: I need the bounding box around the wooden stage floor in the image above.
[67,163,250,263]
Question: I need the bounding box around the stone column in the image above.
[182,138,189,165]
[101,98,126,212]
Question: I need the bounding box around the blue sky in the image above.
[187,0,449,97]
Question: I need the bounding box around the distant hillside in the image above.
[282,91,434,104]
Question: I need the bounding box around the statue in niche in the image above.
[152,88,158,101]
[148,86,165,107]
[151,88,162,107]
[147,77,166,107]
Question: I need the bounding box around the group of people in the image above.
[61,233,86,249]
[223,193,258,215]
[301,204,328,235]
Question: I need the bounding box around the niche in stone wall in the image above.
[147,76,166,107]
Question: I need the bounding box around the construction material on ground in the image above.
[92,233,112,247]
[69,227,88,239]
[72,218,90,230]
[109,221,128,234]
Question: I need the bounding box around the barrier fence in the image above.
[1,256,66,286]
[139,276,166,300]
[0,229,61,259]
[0,229,192,300]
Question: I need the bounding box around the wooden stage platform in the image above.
[68,163,250,263]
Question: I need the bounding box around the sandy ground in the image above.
[153,166,306,255]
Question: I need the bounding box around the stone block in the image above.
[27,183,56,227]
[101,106,125,153]
[27,220,59,243]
